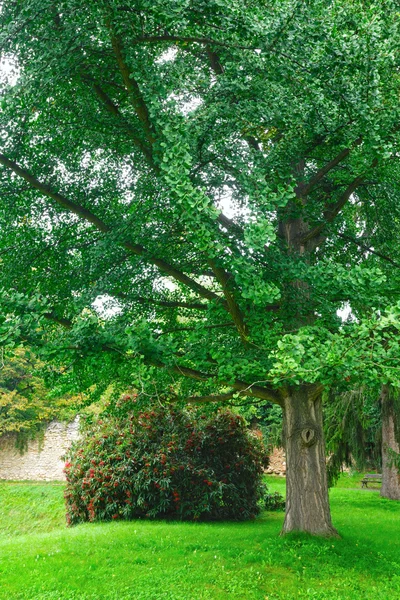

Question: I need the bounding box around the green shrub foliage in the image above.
[64,407,268,524]
[264,491,286,512]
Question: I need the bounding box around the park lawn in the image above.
[0,477,399,600]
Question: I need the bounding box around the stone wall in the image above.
[0,418,80,481]
[0,419,286,481]
[265,447,286,476]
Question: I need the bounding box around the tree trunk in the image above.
[381,386,400,500]
[281,385,338,536]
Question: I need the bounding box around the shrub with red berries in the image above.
[64,407,269,524]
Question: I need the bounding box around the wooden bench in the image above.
[361,474,382,488]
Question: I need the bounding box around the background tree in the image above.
[326,385,400,500]
[0,0,400,535]
[380,386,400,500]
[0,347,77,442]
[325,386,381,484]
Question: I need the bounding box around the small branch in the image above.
[129,34,255,51]
[244,135,261,151]
[299,137,362,198]
[90,81,153,163]
[108,30,155,145]
[337,233,400,268]
[134,297,208,310]
[0,245,17,256]
[301,160,378,244]
[217,213,244,236]
[208,259,249,343]
[43,312,72,329]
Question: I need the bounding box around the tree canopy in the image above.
[0,0,399,534]
[0,347,77,439]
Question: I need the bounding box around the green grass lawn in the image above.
[0,476,399,600]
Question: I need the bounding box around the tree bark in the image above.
[281,385,338,536]
[381,386,400,500]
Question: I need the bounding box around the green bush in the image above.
[264,491,285,511]
[64,407,269,525]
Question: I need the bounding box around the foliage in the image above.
[1,0,400,533]
[0,1,399,400]
[233,400,283,448]
[325,385,400,486]
[64,407,268,524]
[325,387,382,487]
[264,490,286,512]
[0,347,78,442]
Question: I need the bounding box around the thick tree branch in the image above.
[39,305,281,405]
[206,47,224,75]
[41,311,280,404]
[301,160,378,244]
[108,31,155,145]
[217,213,244,236]
[299,137,362,198]
[43,312,72,329]
[150,359,282,404]
[0,153,223,304]
[89,81,153,163]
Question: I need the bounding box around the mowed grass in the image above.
[0,476,399,599]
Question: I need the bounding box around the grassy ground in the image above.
[0,476,399,599]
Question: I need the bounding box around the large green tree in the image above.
[0,0,400,535]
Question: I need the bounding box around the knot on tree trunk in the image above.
[286,420,320,448]
[295,422,320,447]
[301,426,316,447]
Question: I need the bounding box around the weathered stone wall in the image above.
[265,447,286,476]
[0,420,286,481]
[0,418,80,481]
